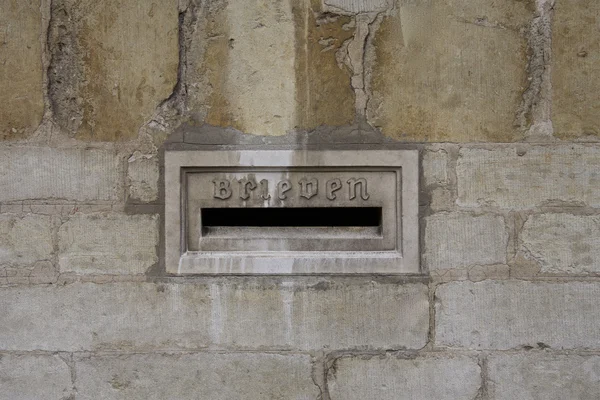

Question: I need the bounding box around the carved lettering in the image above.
[326,178,342,200]
[259,179,271,200]
[277,179,292,200]
[238,177,257,200]
[347,178,370,200]
[298,177,318,199]
[212,178,232,200]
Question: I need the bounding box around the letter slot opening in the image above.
[200,207,383,239]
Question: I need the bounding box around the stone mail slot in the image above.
[165,150,419,274]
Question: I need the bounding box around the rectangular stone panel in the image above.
[0,354,73,400]
[436,281,600,350]
[0,281,429,351]
[488,353,600,400]
[0,146,122,202]
[75,353,317,400]
[328,354,481,400]
[457,146,600,209]
[166,150,419,274]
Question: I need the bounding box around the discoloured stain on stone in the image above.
[552,0,600,139]
[0,0,44,139]
[48,0,178,141]
[368,0,533,142]
[195,0,355,135]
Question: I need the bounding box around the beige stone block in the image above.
[75,353,317,400]
[457,146,600,209]
[488,353,600,400]
[193,0,355,135]
[436,281,600,349]
[368,0,532,141]
[0,354,73,400]
[0,281,428,351]
[522,213,600,274]
[328,354,481,400]
[0,146,122,202]
[0,0,44,139]
[127,153,159,202]
[423,150,448,186]
[553,0,600,138]
[0,214,53,268]
[58,213,159,275]
[424,213,507,270]
[49,0,178,141]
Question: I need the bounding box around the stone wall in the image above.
[1,0,600,398]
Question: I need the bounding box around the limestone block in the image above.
[58,213,159,275]
[0,0,44,139]
[328,354,481,400]
[436,281,600,349]
[0,147,122,202]
[127,153,159,202]
[522,213,600,274]
[488,353,600,400]
[0,354,73,400]
[457,146,600,209]
[75,353,317,400]
[0,214,53,267]
[48,0,178,141]
[553,0,600,138]
[0,281,428,351]
[368,0,532,141]
[322,0,390,13]
[423,150,448,187]
[488,352,600,400]
[424,213,507,270]
[192,0,355,135]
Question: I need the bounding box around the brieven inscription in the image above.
[212,176,370,202]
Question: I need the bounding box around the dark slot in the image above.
[201,207,382,227]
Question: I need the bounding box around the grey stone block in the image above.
[0,354,73,400]
[0,214,53,267]
[0,281,429,351]
[0,147,122,202]
[75,352,317,400]
[436,281,600,349]
[58,213,159,275]
[424,213,507,270]
[488,353,600,400]
[457,146,600,209]
[328,354,481,400]
[521,213,600,274]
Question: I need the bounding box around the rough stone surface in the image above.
[553,0,600,139]
[423,150,448,187]
[0,214,53,268]
[0,147,122,202]
[323,0,390,13]
[58,213,159,275]
[368,0,532,141]
[521,213,600,274]
[0,0,44,139]
[75,353,317,400]
[0,281,428,351]
[488,353,600,400]
[424,213,507,270]
[0,354,73,400]
[192,0,355,135]
[127,153,159,202]
[48,0,179,141]
[436,281,600,350]
[328,354,481,400]
[457,146,600,209]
